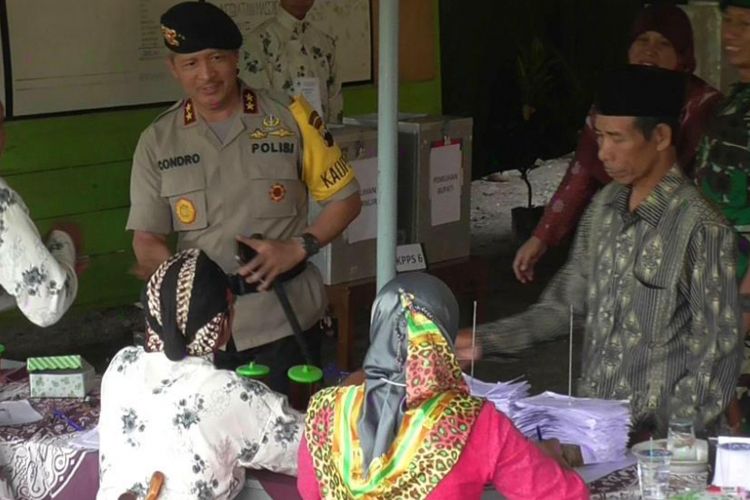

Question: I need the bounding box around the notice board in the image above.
[1,0,371,117]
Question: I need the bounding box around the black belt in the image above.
[227,261,307,296]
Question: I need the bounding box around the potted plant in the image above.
[509,37,583,243]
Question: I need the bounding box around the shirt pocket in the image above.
[160,170,208,231]
[245,150,304,220]
[632,252,671,346]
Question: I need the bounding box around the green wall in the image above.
[0,3,442,315]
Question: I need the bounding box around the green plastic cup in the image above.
[235,362,270,380]
[287,364,323,411]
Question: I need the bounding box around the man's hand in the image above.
[132,231,171,281]
[513,236,548,284]
[236,235,306,292]
[49,221,88,276]
[455,327,483,367]
[536,439,581,469]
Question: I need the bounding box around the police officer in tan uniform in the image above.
[127,1,361,393]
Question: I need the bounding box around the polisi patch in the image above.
[158,154,201,171]
[250,142,295,154]
[320,156,351,188]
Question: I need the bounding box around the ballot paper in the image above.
[463,375,530,415]
[0,400,43,426]
[510,392,631,464]
[68,425,100,450]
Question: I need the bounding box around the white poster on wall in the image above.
[347,156,378,243]
[4,0,371,116]
[429,143,462,227]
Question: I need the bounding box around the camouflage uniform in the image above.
[695,82,750,377]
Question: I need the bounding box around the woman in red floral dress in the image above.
[513,4,722,283]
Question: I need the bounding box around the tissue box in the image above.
[27,355,95,398]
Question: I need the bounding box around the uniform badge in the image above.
[243,89,258,114]
[261,114,295,138]
[269,127,294,138]
[175,198,197,224]
[249,128,267,140]
[269,183,287,203]
[307,110,334,147]
[161,25,185,48]
[183,99,196,126]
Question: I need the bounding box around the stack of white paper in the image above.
[0,400,43,426]
[463,374,531,415]
[511,391,631,464]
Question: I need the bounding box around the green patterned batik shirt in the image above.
[696,83,750,279]
[478,168,743,435]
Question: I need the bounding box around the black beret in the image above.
[160,1,242,54]
[595,65,686,119]
[721,0,750,10]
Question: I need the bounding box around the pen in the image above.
[536,425,544,441]
[53,410,83,431]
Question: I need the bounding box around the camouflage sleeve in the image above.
[288,95,358,202]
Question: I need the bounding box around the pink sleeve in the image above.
[297,435,322,500]
[532,116,607,247]
[488,410,589,500]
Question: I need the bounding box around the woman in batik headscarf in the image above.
[99,249,303,500]
[298,273,588,499]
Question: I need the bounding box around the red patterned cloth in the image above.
[533,75,722,247]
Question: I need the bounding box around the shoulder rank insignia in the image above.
[243,89,258,114]
[183,99,196,126]
[175,198,197,224]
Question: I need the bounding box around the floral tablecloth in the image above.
[0,368,99,500]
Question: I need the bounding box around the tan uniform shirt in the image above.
[127,83,358,349]
[241,7,343,123]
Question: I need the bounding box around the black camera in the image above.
[227,273,257,295]
[228,235,262,296]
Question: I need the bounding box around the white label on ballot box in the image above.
[430,142,462,227]
[396,244,427,272]
[346,156,378,243]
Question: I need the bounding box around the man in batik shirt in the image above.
[463,66,743,438]
[241,0,343,123]
[0,100,80,327]
[695,0,750,429]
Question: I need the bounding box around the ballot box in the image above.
[308,124,380,285]
[344,114,473,265]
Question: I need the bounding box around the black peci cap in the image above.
[596,65,686,118]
